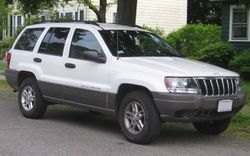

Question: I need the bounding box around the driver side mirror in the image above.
[82,50,106,63]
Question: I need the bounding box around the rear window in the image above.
[38,27,70,56]
[14,28,44,51]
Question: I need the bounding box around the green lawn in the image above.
[0,62,5,70]
[223,80,250,140]
[0,79,250,140]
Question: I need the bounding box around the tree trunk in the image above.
[99,0,107,23]
[87,0,107,23]
[117,0,138,26]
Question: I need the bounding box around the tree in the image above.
[187,0,223,25]
[240,0,250,6]
[79,0,107,22]
[117,0,137,26]
[16,0,110,23]
[0,0,10,39]
[16,0,138,25]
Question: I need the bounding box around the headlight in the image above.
[236,77,242,87]
[164,77,198,94]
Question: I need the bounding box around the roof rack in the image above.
[135,25,144,29]
[32,20,100,27]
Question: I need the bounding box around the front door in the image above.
[60,28,110,108]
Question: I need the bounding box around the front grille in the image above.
[196,78,238,96]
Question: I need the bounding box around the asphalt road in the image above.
[0,99,250,156]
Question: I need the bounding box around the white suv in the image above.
[5,22,245,144]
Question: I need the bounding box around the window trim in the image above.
[13,27,45,52]
[38,27,70,57]
[68,28,106,61]
[229,5,250,42]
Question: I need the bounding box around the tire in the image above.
[18,78,47,119]
[193,117,231,135]
[118,91,161,144]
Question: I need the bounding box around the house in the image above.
[2,0,187,39]
[215,0,250,50]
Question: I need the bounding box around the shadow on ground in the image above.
[43,104,227,145]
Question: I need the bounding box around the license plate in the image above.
[217,100,233,112]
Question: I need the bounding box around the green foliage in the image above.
[0,26,24,59]
[230,49,250,73]
[0,37,13,59]
[143,25,165,37]
[0,0,10,30]
[243,80,250,105]
[165,24,221,58]
[187,0,223,25]
[195,42,236,68]
[232,112,250,123]
[240,0,250,7]
[0,62,5,70]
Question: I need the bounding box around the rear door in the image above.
[35,27,72,97]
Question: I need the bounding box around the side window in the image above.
[38,27,70,56]
[14,28,44,51]
[69,29,103,59]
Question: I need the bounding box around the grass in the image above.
[0,62,5,70]
[0,79,250,140]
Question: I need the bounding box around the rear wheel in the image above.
[119,91,161,144]
[18,78,47,119]
[193,117,231,135]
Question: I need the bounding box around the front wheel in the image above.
[18,78,47,119]
[193,117,231,135]
[119,91,161,144]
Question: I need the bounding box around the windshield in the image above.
[99,30,183,57]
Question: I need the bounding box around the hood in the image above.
[117,57,239,77]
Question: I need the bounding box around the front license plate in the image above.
[217,100,233,112]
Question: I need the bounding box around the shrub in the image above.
[143,25,165,37]
[230,49,250,74]
[0,37,13,59]
[165,24,222,58]
[0,26,24,59]
[195,42,236,68]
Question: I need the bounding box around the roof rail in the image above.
[135,25,144,29]
[32,20,100,26]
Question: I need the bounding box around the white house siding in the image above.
[136,0,187,34]
[3,0,187,39]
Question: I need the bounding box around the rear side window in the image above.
[14,28,44,51]
[38,27,70,56]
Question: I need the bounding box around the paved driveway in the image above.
[0,99,249,156]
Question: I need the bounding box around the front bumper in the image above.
[153,88,245,122]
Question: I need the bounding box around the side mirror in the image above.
[82,50,106,63]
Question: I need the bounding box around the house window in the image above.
[65,12,73,20]
[112,12,117,23]
[17,16,22,26]
[80,10,84,21]
[41,16,46,21]
[230,6,250,41]
[75,12,78,20]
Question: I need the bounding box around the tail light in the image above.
[6,51,11,69]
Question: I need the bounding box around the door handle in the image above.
[65,63,76,69]
[33,58,42,63]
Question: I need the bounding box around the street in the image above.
[0,98,249,156]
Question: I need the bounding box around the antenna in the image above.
[116,29,119,60]
[116,10,119,60]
